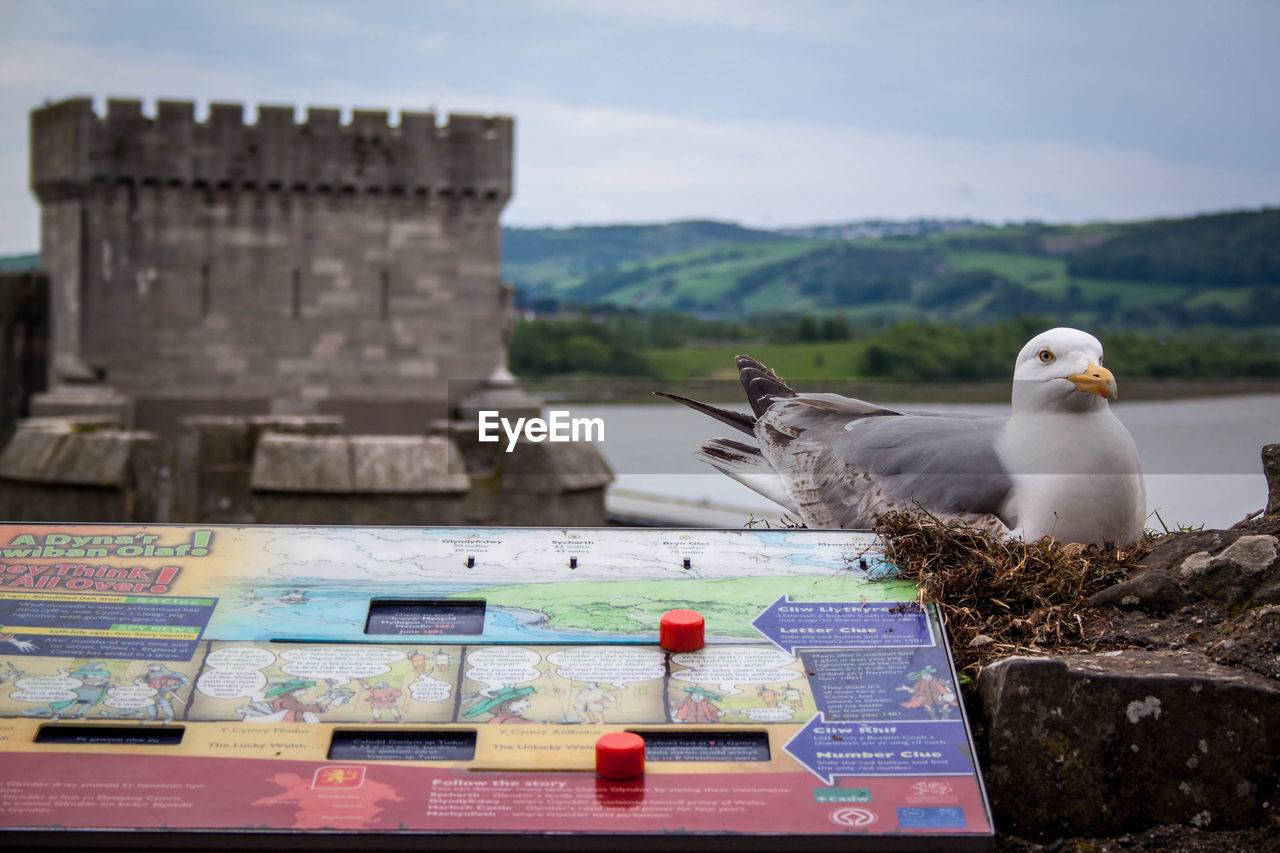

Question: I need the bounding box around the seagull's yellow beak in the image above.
[1068,362,1118,400]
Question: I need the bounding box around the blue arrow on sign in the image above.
[751,594,931,654]
[784,713,974,784]
[784,712,841,785]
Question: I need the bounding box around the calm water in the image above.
[568,395,1280,531]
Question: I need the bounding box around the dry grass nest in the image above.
[873,510,1154,676]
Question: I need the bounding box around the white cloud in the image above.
[0,38,259,100]
[495,100,1279,228]
[2,53,1277,253]
[533,0,871,36]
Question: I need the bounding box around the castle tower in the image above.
[29,97,514,433]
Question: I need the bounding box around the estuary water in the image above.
[567,395,1280,532]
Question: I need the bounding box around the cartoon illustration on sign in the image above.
[668,646,815,723]
[563,682,616,724]
[0,632,35,652]
[19,661,114,721]
[671,685,724,722]
[360,679,403,723]
[462,685,537,724]
[897,665,959,720]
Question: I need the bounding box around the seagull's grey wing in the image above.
[756,398,1014,528]
[843,413,1013,517]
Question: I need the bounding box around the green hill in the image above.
[502,220,782,301]
[1067,209,1280,286]
[503,211,1280,331]
[0,253,39,272]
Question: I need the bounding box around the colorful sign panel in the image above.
[0,524,992,849]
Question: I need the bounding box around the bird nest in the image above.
[873,511,1152,676]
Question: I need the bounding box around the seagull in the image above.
[657,327,1147,546]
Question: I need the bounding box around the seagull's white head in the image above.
[1011,327,1117,414]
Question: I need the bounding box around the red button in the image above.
[660,609,705,652]
[596,732,645,780]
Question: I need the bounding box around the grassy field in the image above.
[946,250,1068,290]
[581,239,829,309]
[645,341,868,381]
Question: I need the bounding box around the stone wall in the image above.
[0,271,48,441]
[0,412,615,528]
[0,416,158,522]
[30,98,514,432]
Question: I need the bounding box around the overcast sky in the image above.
[1,0,1278,253]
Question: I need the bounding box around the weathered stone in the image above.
[499,436,615,493]
[1264,444,1280,516]
[1207,605,1280,680]
[1,410,614,529]
[349,436,469,493]
[0,419,159,521]
[250,435,354,493]
[0,424,66,481]
[1140,527,1280,613]
[248,415,345,439]
[0,422,156,488]
[0,270,48,443]
[16,414,121,431]
[170,415,351,522]
[1178,535,1280,612]
[28,385,132,428]
[30,98,513,428]
[977,649,1280,839]
[1087,568,1190,614]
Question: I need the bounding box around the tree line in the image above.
[509,312,1280,380]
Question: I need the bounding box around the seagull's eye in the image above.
[1037,349,1055,364]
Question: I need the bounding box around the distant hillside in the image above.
[502,210,1280,331]
[0,253,38,272]
[502,220,781,295]
[777,218,991,240]
[1067,209,1280,285]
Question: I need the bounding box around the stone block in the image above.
[250,435,353,492]
[0,420,158,521]
[28,386,133,427]
[0,425,66,481]
[0,423,156,487]
[349,435,469,493]
[977,649,1280,838]
[499,438,614,494]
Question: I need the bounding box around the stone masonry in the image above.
[0,413,612,527]
[30,97,514,434]
[0,271,48,441]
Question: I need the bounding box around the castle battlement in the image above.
[31,97,513,201]
[29,95,516,430]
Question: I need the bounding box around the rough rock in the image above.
[1206,604,1280,680]
[976,512,1280,846]
[1136,524,1280,614]
[1085,568,1189,614]
[996,823,1279,852]
[1265,444,1280,516]
[977,649,1280,839]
